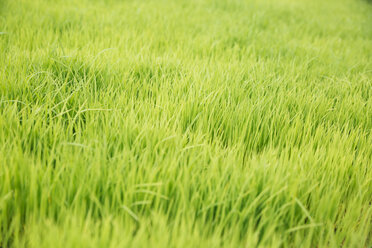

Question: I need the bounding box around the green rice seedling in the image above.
[0,0,371,247]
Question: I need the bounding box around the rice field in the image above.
[0,0,371,247]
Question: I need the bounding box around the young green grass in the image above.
[0,0,371,247]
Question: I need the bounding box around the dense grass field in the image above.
[0,0,372,247]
